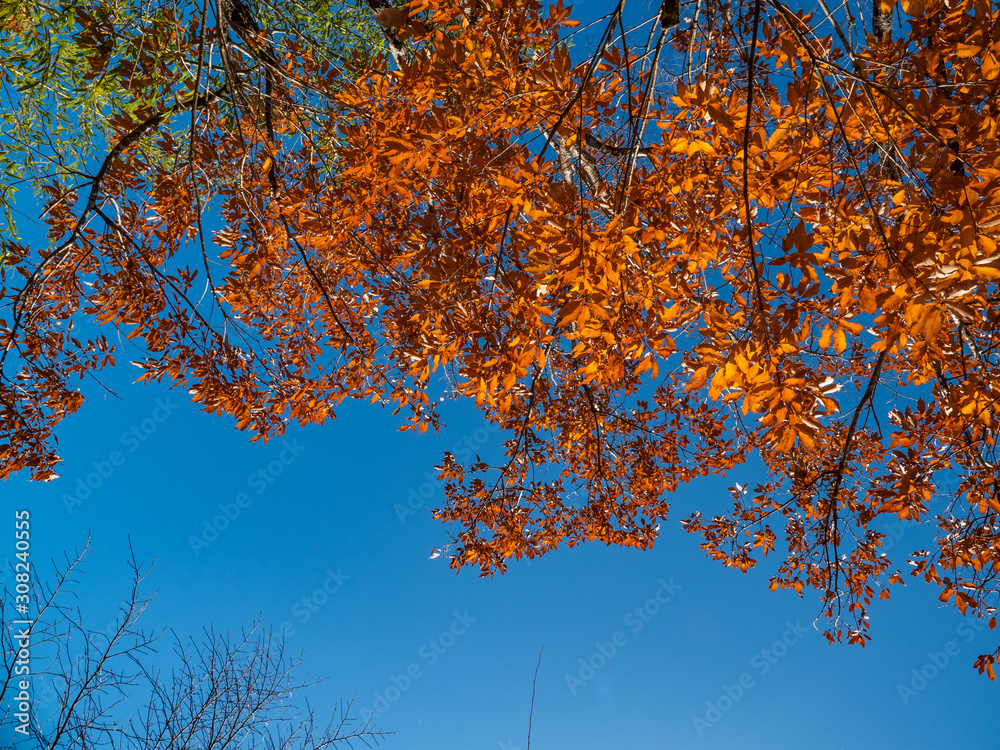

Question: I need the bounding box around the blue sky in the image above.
[4,361,1000,749]
[3,0,1000,746]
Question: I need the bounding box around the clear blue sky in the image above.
[4,0,1000,746]
[5,363,1000,749]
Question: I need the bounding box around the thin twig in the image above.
[526,647,543,750]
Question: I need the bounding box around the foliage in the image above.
[3,0,1000,674]
[0,0,380,236]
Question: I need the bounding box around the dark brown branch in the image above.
[539,0,626,163]
[363,0,410,67]
[740,0,771,346]
[872,0,892,43]
[584,132,651,157]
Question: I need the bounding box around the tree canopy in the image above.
[2,0,1000,674]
